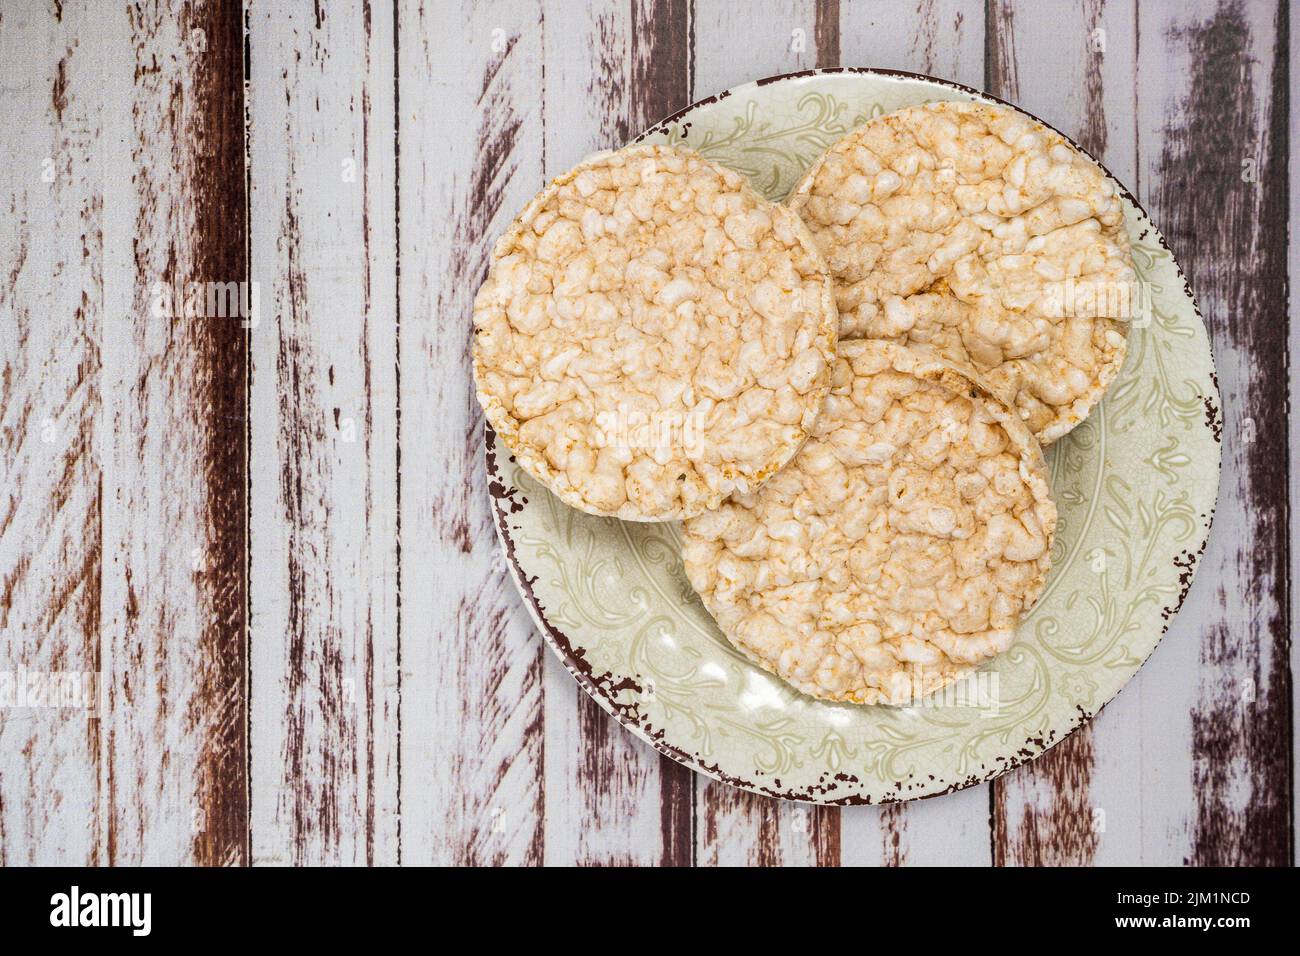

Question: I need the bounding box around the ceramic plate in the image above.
[486,69,1222,803]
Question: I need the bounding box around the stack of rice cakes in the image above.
[474,100,1134,706]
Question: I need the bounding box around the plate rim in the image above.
[485,66,1223,804]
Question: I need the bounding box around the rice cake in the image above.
[474,143,838,521]
[788,100,1134,444]
[682,340,1057,706]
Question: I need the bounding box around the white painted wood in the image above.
[2,0,254,867]
[0,0,105,865]
[694,780,838,867]
[1133,0,1289,865]
[841,785,993,866]
[838,0,986,89]
[247,0,401,866]
[396,0,547,865]
[97,0,249,865]
[691,0,822,100]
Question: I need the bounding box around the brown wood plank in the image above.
[397,0,547,865]
[815,0,841,68]
[247,0,401,865]
[984,0,1020,96]
[96,0,249,864]
[1136,0,1291,867]
[1292,0,1300,871]
[539,0,696,866]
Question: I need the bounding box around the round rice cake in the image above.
[788,100,1135,444]
[473,143,838,521]
[682,340,1057,706]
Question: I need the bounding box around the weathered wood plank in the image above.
[247,0,400,865]
[985,0,1139,867]
[841,787,992,866]
[1291,0,1300,871]
[539,0,696,867]
[1,0,248,867]
[816,0,841,68]
[97,0,249,864]
[696,781,840,867]
[838,0,984,87]
[0,0,105,866]
[397,0,546,865]
[691,0,820,99]
[991,728,1100,867]
[1135,0,1291,867]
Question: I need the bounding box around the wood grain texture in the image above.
[696,779,839,867]
[247,0,400,866]
[991,729,1099,867]
[1291,0,1300,870]
[691,0,820,99]
[396,0,546,866]
[1136,0,1291,867]
[0,0,250,866]
[839,0,984,87]
[840,786,993,866]
[0,0,104,866]
[815,0,841,68]
[985,0,1136,867]
[540,0,696,866]
[98,0,248,866]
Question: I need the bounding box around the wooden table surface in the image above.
[0,0,1292,866]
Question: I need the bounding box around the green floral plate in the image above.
[486,69,1221,803]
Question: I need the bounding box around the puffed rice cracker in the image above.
[788,100,1134,444]
[474,143,839,521]
[683,340,1057,706]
